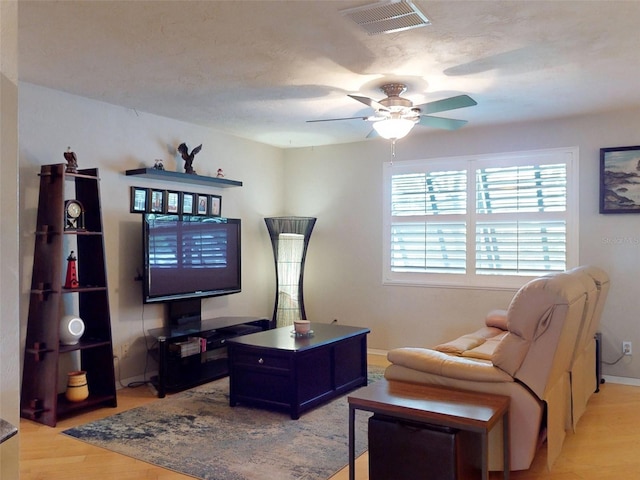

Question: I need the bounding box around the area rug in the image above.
[62,367,384,480]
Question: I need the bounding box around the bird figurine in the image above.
[63,147,78,173]
[177,143,202,174]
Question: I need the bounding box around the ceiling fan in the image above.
[308,83,477,140]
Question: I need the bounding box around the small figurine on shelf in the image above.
[64,251,79,289]
[153,159,165,170]
[63,147,78,174]
[177,142,202,174]
[216,168,224,178]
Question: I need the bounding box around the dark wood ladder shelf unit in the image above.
[21,163,117,427]
[125,168,243,188]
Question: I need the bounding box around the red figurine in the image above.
[64,251,79,289]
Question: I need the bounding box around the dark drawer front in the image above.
[233,351,290,370]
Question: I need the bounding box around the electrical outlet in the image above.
[623,341,632,356]
[122,343,130,358]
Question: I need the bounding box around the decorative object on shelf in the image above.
[65,371,89,402]
[197,194,208,215]
[130,186,148,213]
[64,199,85,231]
[64,251,79,289]
[216,168,224,178]
[182,192,195,215]
[59,315,85,345]
[129,187,224,217]
[210,194,222,217]
[63,147,78,173]
[265,216,317,328]
[150,190,164,213]
[177,142,202,174]
[600,145,640,213]
[166,191,179,213]
[153,159,165,170]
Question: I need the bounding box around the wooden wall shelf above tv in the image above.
[125,168,242,188]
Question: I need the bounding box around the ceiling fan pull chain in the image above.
[390,139,396,164]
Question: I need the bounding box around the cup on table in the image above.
[294,320,311,335]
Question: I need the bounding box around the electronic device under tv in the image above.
[142,215,241,319]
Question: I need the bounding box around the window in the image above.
[383,147,578,288]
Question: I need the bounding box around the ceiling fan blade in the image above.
[415,95,477,115]
[306,116,369,123]
[348,94,387,111]
[418,115,468,130]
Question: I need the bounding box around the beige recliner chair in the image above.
[568,266,609,430]
[384,267,608,472]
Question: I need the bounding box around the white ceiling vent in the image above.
[340,0,430,35]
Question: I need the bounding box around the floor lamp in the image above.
[264,216,317,328]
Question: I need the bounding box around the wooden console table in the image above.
[348,379,510,480]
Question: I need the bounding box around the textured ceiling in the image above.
[17,0,640,148]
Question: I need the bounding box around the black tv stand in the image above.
[147,316,270,397]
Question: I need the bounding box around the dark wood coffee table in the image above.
[227,323,370,419]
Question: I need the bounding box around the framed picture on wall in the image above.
[197,194,208,215]
[600,145,640,213]
[166,191,180,214]
[210,195,222,217]
[182,193,195,215]
[150,190,164,213]
[130,187,148,213]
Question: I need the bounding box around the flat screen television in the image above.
[143,214,241,305]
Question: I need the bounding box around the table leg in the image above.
[503,411,510,480]
[481,431,488,480]
[349,405,355,480]
[157,336,167,398]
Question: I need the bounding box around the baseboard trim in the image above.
[602,374,640,387]
[367,348,388,358]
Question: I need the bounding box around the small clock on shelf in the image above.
[64,199,85,231]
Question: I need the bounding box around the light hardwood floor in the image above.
[19,355,640,480]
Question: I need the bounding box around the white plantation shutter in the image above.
[391,170,467,274]
[475,163,567,275]
[384,148,578,287]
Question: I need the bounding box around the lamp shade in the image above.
[265,217,316,328]
[372,118,416,140]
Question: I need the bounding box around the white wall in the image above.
[0,0,20,476]
[18,83,284,384]
[17,84,640,390]
[284,108,640,380]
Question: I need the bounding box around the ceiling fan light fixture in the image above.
[372,118,416,140]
